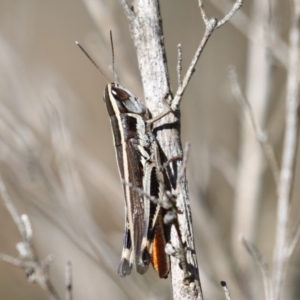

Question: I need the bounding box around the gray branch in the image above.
[118,0,243,298]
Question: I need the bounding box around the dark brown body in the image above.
[104,82,170,277]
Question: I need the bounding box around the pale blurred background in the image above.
[0,1,298,299]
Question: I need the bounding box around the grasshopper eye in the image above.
[111,86,130,101]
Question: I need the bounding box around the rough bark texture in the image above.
[123,0,202,299]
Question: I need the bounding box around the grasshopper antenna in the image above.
[109,30,117,83]
[75,40,109,83]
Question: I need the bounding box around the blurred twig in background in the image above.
[0,177,60,300]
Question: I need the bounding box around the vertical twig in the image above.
[273,1,300,299]
[119,1,202,298]
[118,0,243,299]
[231,2,272,293]
[228,65,279,185]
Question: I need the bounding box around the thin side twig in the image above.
[122,179,159,205]
[241,236,272,300]
[220,281,232,300]
[214,0,243,28]
[228,65,280,185]
[210,0,289,69]
[177,44,182,89]
[0,253,36,269]
[171,0,243,110]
